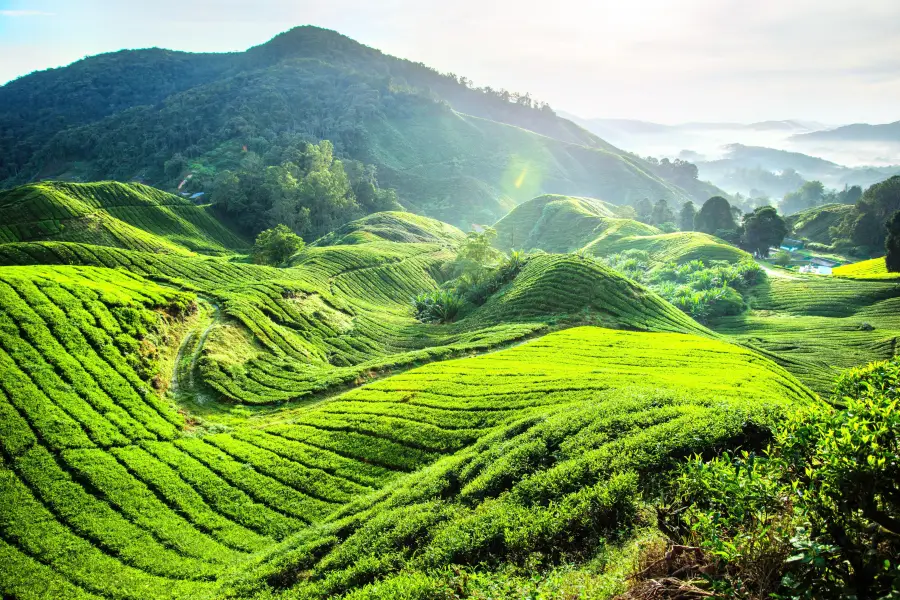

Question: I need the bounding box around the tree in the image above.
[634,198,654,224]
[251,224,305,266]
[694,196,737,236]
[650,198,674,226]
[886,210,900,272]
[679,201,697,231]
[741,206,788,257]
[781,180,826,215]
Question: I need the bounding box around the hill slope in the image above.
[0,181,248,255]
[494,194,750,265]
[0,260,813,598]
[0,27,715,226]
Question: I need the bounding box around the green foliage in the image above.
[781,180,826,216]
[885,210,900,272]
[829,176,900,255]
[600,252,763,323]
[251,224,305,266]
[650,198,675,227]
[662,358,900,598]
[679,201,697,231]
[212,140,400,240]
[413,290,464,323]
[741,205,788,257]
[694,196,737,236]
[772,249,792,266]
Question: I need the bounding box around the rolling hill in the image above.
[4,179,900,598]
[494,193,750,265]
[786,203,855,245]
[0,181,248,255]
[0,27,719,228]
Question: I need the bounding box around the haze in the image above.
[2,0,899,126]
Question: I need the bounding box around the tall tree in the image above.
[886,210,900,272]
[634,198,654,224]
[781,180,826,215]
[651,198,674,226]
[679,201,697,231]
[741,206,788,257]
[694,196,737,236]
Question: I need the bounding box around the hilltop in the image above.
[0,27,717,227]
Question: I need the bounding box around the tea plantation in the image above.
[0,181,248,256]
[0,185,894,599]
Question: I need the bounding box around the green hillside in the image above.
[833,257,899,280]
[312,211,466,247]
[786,202,855,245]
[492,194,622,252]
[0,181,248,255]
[584,231,751,264]
[7,192,900,598]
[712,275,900,393]
[0,259,813,599]
[0,27,719,227]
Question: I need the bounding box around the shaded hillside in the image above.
[0,27,713,227]
[0,181,247,255]
[786,203,855,245]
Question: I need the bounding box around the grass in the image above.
[312,211,466,247]
[0,181,249,256]
[833,256,900,280]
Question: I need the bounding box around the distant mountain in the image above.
[697,144,900,198]
[792,121,900,143]
[0,26,715,228]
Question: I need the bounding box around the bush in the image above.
[412,290,464,324]
[252,224,305,266]
[772,250,792,267]
[657,358,900,599]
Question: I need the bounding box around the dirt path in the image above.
[170,297,220,402]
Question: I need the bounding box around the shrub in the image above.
[252,224,305,266]
[772,250,792,267]
[656,358,900,599]
[412,290,464,324]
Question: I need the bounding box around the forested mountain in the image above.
[0,26,712,229]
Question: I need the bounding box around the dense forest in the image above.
[0,26,715,228]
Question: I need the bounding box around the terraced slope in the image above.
[584,231,751,264]
[492,194,623,252]
[312,211,466,247]
[786,203,855,245]
[492,194,749,265]
[711,275,900,393]
[0,272,814,600]
[0,234,710,408]
[833,257,899,280]
[0,181,248,255]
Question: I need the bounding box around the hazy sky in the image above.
[1,0,898,124]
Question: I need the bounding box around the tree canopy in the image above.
[251,224,306,265]
[886,210,900,273]
[741,206,788,257]
[694,196,737,237]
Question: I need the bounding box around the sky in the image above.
[1,0,899,125]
